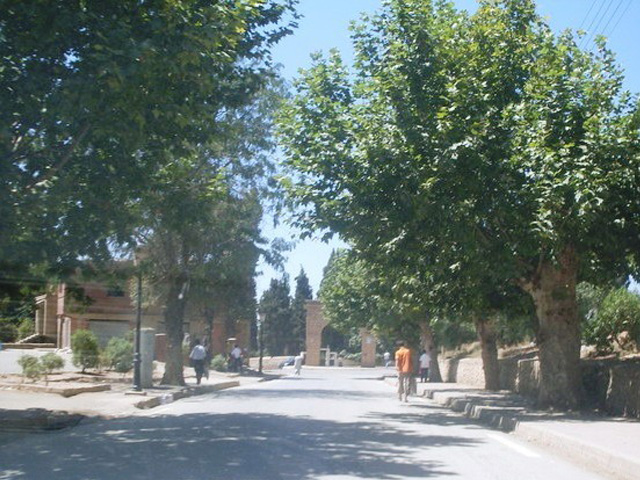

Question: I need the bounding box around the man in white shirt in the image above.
[419,349,431,383]
[189,340,207,385]
[230,344,242,372]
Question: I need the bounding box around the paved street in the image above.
[0,367,607,480]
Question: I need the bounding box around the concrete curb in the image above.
[0,408,85,432]
[513,422,640,480]
[0,382,111,397]
[408,381,640,480]
[0,380,242,432]
[135,380,240,409]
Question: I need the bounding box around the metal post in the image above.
[132,264,142,391]
[258,312,265,374]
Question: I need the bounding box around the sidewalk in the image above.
[410,381,640,480]
[0,369,273,432]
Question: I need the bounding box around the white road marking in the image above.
[487,433,541,458]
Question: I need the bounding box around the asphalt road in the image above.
[0,367,607,480]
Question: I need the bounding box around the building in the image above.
[34,280,251,356]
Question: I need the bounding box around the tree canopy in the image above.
[277,0,640,408]
[1,0,297,288]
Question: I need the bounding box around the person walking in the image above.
[294,353,303,375]
[419,349,431,383]
[395,341,413,402]
[230,344,242,373]
[189,339,207,385]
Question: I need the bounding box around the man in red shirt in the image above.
[395,341,413,402]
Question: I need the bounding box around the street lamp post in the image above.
[257,312,265,374]
[132,255,143,392]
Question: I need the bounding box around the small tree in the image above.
[102,337,133,374]
[71,330,100,373]
[40,352,65,385]
[17,355,41,383]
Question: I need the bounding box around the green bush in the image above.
[71,329,100,373]
[102,337,133,373]
[584,288,640,354]
[40,352,65,385]
[0,320,18,342]
[17,318,34,340]
[210,354,227,372]
[17,354,41,382]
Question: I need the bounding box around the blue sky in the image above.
[256,0,640,298]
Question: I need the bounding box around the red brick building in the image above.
[34,281,251,356]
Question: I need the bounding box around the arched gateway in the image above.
[304,300,377,367]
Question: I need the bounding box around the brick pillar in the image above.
[360,328,377,368]
[305,300,328,367]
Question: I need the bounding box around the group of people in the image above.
[393,341,431,402]
[188,340,245,385]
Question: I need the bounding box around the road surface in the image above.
[0,367,606,479]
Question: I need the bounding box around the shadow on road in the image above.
[0,409,482,479]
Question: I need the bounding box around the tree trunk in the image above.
[161,276,188,386]
[474,315,500,391]
[419,319,442,382]
[523,248,582,410]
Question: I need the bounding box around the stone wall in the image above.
[441,353,640,419]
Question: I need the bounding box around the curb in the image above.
[0,380,241,432]
[415,383,640,480]
[0,382,112,398]
[513,422,640,480]
[0,408,85,432]
[135,380,240,409]
[424,389,524,432]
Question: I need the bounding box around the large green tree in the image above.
[278,0,640,408]
[259,274,293,356]
[0,0,297,297]
[290,267,313,354]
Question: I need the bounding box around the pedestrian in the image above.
[294,353,303,375]
[230,344,242,373]
[383,351,391,367]
[189,339,207,385]
[395,341,413,402]
[419,349,431,383]
[202,338,211,380]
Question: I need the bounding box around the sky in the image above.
[255,0,640,299]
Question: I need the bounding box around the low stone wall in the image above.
[441,353,640,419]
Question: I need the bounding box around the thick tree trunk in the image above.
[523,248,582,410]
[419,319,442,382]
[161,277,188,386]
[474,315,500,391]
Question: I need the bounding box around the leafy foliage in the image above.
[17,318,34,340]
[102,337,133,373]
[259,275,293,356]
[278,0,640,409]
[39,352,65,384]
[291,268,313,354]
[210,354,228,373]
[0,0,298,328]
[71,329,100,373]
[17,355,41,382]
[584,288,640,353]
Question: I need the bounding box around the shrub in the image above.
[0,320,18,342]
[584,288,640,354]
[102,337,133,373]
[17,318,34,340]
[40,352,65,385]
[71,329,100,373]
[17,354,41,382]
[210,354,227,372]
